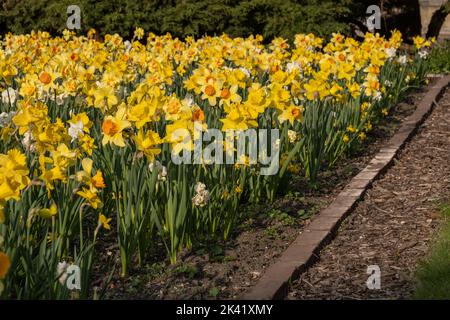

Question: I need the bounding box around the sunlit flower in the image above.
[134,27,145,40]
[278,105,302,125]
[91,171,106,189]
[68,120,84,142]
[135,130,162,161]
[101,106,131,147]
[76,186,103,209]
[98,213,112,230]
[93,85,119,111]
[385,47,396,58]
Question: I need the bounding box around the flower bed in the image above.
[0,29,433,299]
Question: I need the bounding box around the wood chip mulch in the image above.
[288,87,450,300]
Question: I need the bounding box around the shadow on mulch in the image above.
[288,85,450,300]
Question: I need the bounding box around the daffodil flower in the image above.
[38,203,58,219]
[99,214,112,230]
[101,106,131,147]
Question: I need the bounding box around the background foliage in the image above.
[429,40,450,73]
[0,0,383,41]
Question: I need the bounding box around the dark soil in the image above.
[288,85,450,300]
[93,81,436,299]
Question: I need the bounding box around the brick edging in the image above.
[242,75,450,300]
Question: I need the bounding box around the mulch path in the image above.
[288,87,450,300]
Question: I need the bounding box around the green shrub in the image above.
[0,0,351,41]
[428,41,450,74]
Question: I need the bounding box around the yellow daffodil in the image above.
[135,129,162,161]
[80,135,96,156]
[303,79,329,100]
[38,203,58,219]
[165,120,195,154]
[101,106,131,147]
[93,85,119,111]
[85,170,102,189]
[413,36,431,50]
[0,149,30,201]
[220,103,258,131]
[128,99,159,128]
[200,79,223,107]
[76,186,103,209]
[347,82,361,99]
[219,85,242,107]
[278,105,303,125]
[343,134,350,143]
[134,27,145,40]
[98,213,112,230]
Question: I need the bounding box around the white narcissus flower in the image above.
[288,130,298,143]
[149,161,167,181]
[57,261,69,285]
[56,94,67,106]
[124,40,132,52]
[159,166,168,181]
[0,111,16,128]
[1,87,17,104]
[286,61,301,73]
[22,131,34,150]
[192,190,210,207]
[192,192,210,207]
[397,55,407,65]
[184,94,195,107]
[192,182,210,207]
[374,91,382,101]
[418,50,429,59]
[68,120,84,142]
[385,47,396,59]
[194,182,207,194]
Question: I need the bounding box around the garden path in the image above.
[288,87,450,299]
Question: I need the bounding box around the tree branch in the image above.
[426,1,450,38]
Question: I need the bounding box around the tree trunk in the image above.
[426,1,450,39]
